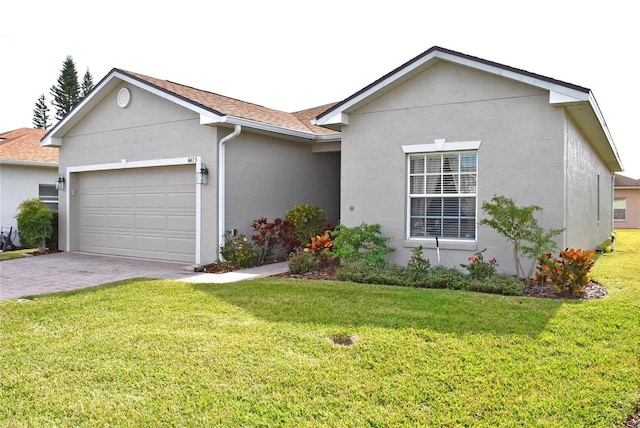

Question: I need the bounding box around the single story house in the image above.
[614,174,640,229]
[1,128,59,247]
[43,46,623,274]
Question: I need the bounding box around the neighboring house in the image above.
[1,128,59,247]
[614,174,640,229]
[42,46,623,274]
[315,46,622,273]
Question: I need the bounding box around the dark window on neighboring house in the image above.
[408,152,477,239]
[614,197,626,220]
[39,184,58,211]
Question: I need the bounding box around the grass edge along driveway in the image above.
[1,230,639,427]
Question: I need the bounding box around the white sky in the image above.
[2,0,638,178]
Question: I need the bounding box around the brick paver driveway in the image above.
[0,252,195,300]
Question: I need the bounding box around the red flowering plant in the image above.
[460,249,498,280]
[407,245,430,274]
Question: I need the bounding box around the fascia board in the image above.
[316,49,592,126]
[0,159,58,168]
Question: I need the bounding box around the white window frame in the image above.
[614,197,627,221]
[403,140,480,249]
[39,184,59,211]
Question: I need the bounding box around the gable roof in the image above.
[615,173,640,188]
[0,128,58,165]
[315,46,622,172]
[42,69,339,147]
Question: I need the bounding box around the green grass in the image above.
[0,248,38,261]
[1,231,639,426]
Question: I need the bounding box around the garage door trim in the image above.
[64,156,204,264]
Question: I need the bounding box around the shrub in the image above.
[480,195,563,279]
[406,246,430,274]
[336,261,410,286]
[466,274,524,296]
[220,232,258,268]
[537,248,595,297]
[305,232,333,261]
[15,198,54,253]
[251,217,296,264]
[460,249,497,280]
[423,266,467,290]
[331,223,395,266]
[286,204,327,246]
[288,249,319,274]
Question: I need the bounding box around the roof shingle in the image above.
[0,128,58,164]
[614,173,640,187]
[121,70,339,136]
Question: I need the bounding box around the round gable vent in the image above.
[117,88,131,108]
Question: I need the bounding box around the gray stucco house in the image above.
[43,46,622,273]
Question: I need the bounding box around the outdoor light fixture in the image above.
[196,163,209,185]
[55,175,65,191]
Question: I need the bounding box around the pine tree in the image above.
[32,94,51,129]
[81,68,94,97]
[50,55,80,121]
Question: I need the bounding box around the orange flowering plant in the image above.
[304,232,333,260]
[536,248,595,297]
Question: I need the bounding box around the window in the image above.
[408,151,477,239]
[39,184,58,211]
[614,197,626,221]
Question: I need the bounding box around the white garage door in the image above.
[77,166,196,262]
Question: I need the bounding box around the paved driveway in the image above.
[0,252,195,301]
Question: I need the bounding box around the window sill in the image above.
[403,239,477,251]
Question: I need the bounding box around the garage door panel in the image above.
[136,193,166,208]
[82,194,107,208]
[167,215,196,232]
[168,192,196,209]
[107,173,134,188]
[107,194,134,208]
[81,213,106,227]
[107,214,134,228]
[135,215,166,230]
[106,234,135,250]
[78,165,196,263]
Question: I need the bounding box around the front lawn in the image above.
[1,231,639,426]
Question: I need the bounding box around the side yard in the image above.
[0,231,638,426]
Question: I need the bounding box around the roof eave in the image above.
[0,159,58,167]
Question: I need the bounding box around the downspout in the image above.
[218,124,242,258]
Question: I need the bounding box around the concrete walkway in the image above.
[0,252,289,301]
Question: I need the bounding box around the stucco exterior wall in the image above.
[225,134,340,235]
[0,163,58,246]
[340,61,567,274]
[565,116,615,248]
[614,188,640,229]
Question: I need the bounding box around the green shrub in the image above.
[15,198,54,253]
[288,250,319,274]
[286,204,327,246]
[423,266,466,290]
[406,246,430,274]
[337,261,410,287]
[331,223,395,266]
[466,274,524,296]
[220,232,258,268]
[460,249,498,280]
